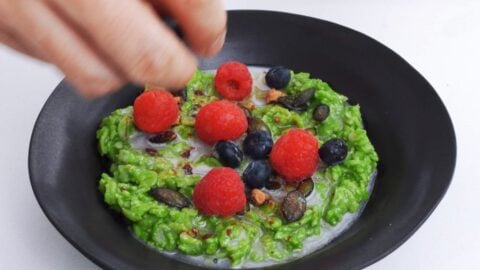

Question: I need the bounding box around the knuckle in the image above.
[206,12,226,38]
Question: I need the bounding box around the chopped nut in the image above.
[265,89,286,104]
[173,96,182,104]
[250,189,270,206]
[173,114,181,125]
[243,102,255,111]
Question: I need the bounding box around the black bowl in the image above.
[29,10,456,270]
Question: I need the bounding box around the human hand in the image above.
[0,0,226,97]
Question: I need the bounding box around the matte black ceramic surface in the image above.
[29,10,456,270]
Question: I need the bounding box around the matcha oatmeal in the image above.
[96,62,378,268]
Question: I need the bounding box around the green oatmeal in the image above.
[97,67,378,268]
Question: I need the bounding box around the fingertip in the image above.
[160,0,227,57]
[140,48,197,89]
[202,28,226,57]
[164,54,197,89]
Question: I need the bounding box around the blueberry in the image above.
[319,138,348,166]
[265,66,291,89]
[242,160,272,188]
[214,141,243,168]
[243,130,273,159]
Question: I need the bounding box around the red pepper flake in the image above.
[226,229,232,236]
[145,148,157,156]
[194,90,204,96]
[181,147,193,159]
[191,228,199,237]
[183,164,193,175]
[273,117,280,123]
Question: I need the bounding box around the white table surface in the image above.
[1,1,479,269]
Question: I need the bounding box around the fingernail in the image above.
[205,30,226,56]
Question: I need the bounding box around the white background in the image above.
[1,0,479,269]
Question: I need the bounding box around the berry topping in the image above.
[193,167,247,216]
[243,130,273,159]
[242,160,272,189]
[269,129,319,182]
[319,138,348,166]
[133,90,179,133]
[214,61,252,101]
[194,100,248,145]
[265,66,291,89]
[214,141,243,168]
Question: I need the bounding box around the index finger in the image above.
[159,0,227,57]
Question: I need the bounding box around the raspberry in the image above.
[214,61,252,101]
[269,129,319,182]
[194,100,247,145]
[193,167,246,216]
[133,90,179,133]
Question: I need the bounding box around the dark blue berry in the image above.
[214,141,243,168]
[243,130,273,159]
[319,138,348,165]
[265,66,291,89]
[242,160,272,188]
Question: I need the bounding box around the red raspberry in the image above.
[193,167,246,216]
[133,90,179,133]
[214,61,252,101]
[194,100,247,145]
[269,129,319,182]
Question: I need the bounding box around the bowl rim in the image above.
[28,10,457,270]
